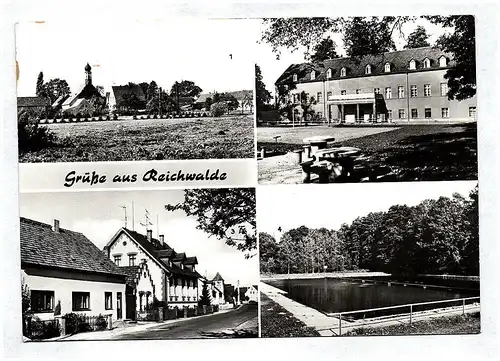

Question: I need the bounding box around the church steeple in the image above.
[85,63,92,85]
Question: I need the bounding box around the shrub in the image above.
[106,115,111,121]
[113,114,118,120]
[95,314,107,331]
[29,317,61,340]
[63,313,80,334]
[133,115,137,120]
[210,102,228,117]
[54,300,61,316]
[18,112,55,152]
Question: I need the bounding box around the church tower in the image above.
[85,63,92,85]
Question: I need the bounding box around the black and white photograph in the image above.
[255,16,477,184]
[19,188,258,341]
[16,19,256,163]
[258,181,479,337]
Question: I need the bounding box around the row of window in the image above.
[292,83,450,103]
[31,290,115,312]
[296,56,449,82]
[387,107,476,120]
[114,253,137,266]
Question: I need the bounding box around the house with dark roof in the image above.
[108,84,147,113]
[103,228,202,320]
[20,217,127,322]
[195,90,253,112]
[275,46,477,124]
[203,272,227,306]
[17,97,50,118]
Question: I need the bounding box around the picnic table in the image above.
[303,135,336,155]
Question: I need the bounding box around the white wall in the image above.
[108,232,166,301]
[24,272,126,322]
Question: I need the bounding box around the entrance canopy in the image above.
[327,93,376,105]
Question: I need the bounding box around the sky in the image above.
[20,189,258,286]
[16,18,261,97]
[254,17,451,98]
[257,180,478,241]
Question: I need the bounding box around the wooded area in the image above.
[260,186,478,276]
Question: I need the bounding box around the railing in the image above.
[328,296,480,335]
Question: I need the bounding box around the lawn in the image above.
[258,123,478,182]
[345,312,480,336]
[260,293,320,338]
[20,115,255,162]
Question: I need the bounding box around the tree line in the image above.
[260,186,478,276]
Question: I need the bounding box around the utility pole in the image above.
[131,201,135,231]
[159,87,162,118]
[237,279,240,305]
[120,206,127,228]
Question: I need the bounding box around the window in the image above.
[398,86,404,98]
[440,83,448,97]
[385,87,392,99]
[304,93,310,102]
[441,107,449,118]
[425,108,432,119]
[326,68,332,79]
[411,108,418,119]
[105,292,113,310]
[398,109,406,119]
[424,84,431,97]
[327,91,332,100]
[409,59,416,70]
[317,92,323,102]
[129,254,136,266]
[387,110,393,119]
[292,73,298,82]
[340,67,346,77]
[72,292,90,311]
[310,70,316,80]
[410,85,418,98]
[340,90,346,95]
[31,290,54,312]
[355,89,361,94]
[384,62,391,72]
[113,255,121,266]
[374,88,380,95]
[439,56,447,67]
[423,58,431,68]
[365,64,371,74]
[469,107,476,118]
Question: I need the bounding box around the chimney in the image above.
[159,235,164,246]
[146,229,152,243]
[53,219,60,233]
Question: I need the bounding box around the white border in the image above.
[2,1,499,360]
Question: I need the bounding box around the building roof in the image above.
[212,272,224,282]
[184,256,198,265]
[111,85,147,104]
[172,252,186,262]
[252,285,258,291]
[104,228,199,279]
[17,97,49,108]
[20,217,125,278]
[195,90,252,104]
[120,265,141,286]
[276,46,453,85]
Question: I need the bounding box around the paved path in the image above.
[260,282,480,336]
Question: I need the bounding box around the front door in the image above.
[117,292,122,319]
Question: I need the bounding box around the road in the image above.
[114,304,258,340]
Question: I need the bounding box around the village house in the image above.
[20,218,127,322]
[102,228,202,320]
[195,90,253,112]
[203,272,226,306]
[244,285,259,303]
[108,84,147,114]
[17,97,50,118]
[275,46,477,123]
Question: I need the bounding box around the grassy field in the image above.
[345,312,480,336]
[258,123,477,181]
[260,293,320,338]
[20,115,255,162]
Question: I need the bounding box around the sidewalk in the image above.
[59,307,239,341]
[260,282,480,336]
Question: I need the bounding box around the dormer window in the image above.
[384,62,391,73]
[292,73,298,82]
[423,58,431,69]
[439,56,447,67]
[340,67,346,77]
[326,68,332,79]
[310,70,316,81]
[365,64,372,75]
[409,59,416,70]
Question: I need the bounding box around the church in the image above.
[53,63,107,116]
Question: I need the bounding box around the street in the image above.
[114,303,258,340]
